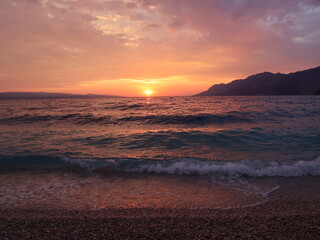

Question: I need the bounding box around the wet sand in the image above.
[1,200,320,240]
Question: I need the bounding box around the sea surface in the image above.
[0,96,320,210]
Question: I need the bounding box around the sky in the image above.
[0,0,320,96]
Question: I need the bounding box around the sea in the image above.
[0,96,320,210]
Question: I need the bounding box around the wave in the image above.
[2,110,316,126]
[129,158,320,177]
[119,113,252,124]
[79,130,320,155]
[1,155,320,177]
[0,113,252,125]
[0,114,114,125]
[106,103,162,111]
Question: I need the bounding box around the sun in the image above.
[144,89,153,96]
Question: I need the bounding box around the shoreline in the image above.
[1,200,320,239]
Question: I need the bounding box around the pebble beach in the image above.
[1,200,320,239]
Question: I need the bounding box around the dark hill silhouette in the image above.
[0,92,121,100]
[195,66,320,96]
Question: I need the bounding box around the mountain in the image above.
[195,66,320,96]
[0,92,121,100]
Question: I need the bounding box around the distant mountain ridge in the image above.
[0,92,120,100]
[195,66,320,96]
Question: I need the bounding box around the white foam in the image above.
[62,156,320,177]
[63,157,113,170]
[132,157,320,177]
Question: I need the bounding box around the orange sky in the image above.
[1,0,320,96]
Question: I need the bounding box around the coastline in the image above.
[1,200,320,239]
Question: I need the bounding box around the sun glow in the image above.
[144,89,153,96]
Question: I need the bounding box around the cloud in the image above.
[137,0,320,72]
[0,0,139,89]
[0,0,319,95]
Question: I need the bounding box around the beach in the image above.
[1,199,320,239]
[2,0,320,238]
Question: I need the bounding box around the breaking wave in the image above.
[129,158,320,177]
[2,155,320,178]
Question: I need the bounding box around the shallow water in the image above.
[0,96,319,209]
